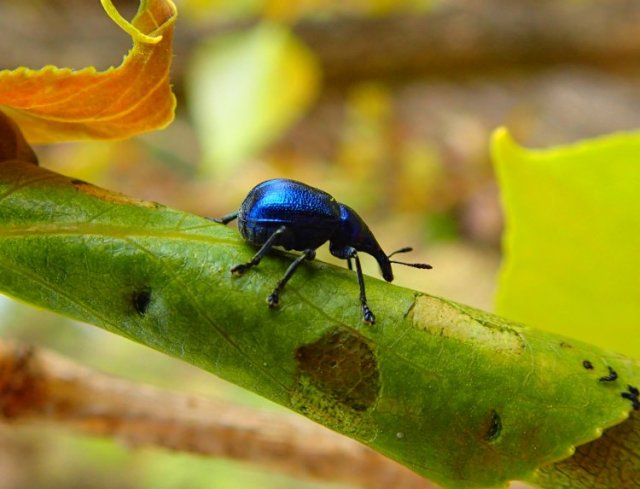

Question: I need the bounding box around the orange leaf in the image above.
[0,0,177,143]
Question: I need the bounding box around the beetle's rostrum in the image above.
[213,178,432,324]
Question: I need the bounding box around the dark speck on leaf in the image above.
[132,289,151,315]
[582,360,594,370]
[599,366,618,383]
[484,410,502,442]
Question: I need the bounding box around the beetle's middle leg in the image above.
[231,225,289,275]
[267,248,316,308]
[349,250,376,325]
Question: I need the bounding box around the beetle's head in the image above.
[332,204,432,282]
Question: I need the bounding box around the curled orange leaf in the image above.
[0,0,177,143]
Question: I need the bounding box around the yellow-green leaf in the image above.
[492,128,640,358]
[188,22,320,170]
[0,0,177,143]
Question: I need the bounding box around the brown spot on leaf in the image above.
[410,295,525,353]
[295,328,380,412]
[71,180,158,208]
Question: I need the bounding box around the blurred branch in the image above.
[292,0,640,85]
[0,339,436,489]
[2,1,640,87]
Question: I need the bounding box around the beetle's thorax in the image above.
[330,204,394,282]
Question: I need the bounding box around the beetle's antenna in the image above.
[388,247,433,269]
[387,246,413,257]
[390,260,432,269]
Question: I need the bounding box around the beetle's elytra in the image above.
[213,178,431,324]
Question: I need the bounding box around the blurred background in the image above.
[1,0,640,487]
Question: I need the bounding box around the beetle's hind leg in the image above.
[231,225,288,275]
[209,211,238,225]
[267,249,316,308]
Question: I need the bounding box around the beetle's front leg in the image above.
[231,225,288,275]
[349,250,376,325]
[267,248,316,308]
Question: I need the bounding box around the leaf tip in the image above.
[101,0,172,45]
[490,126,522,163]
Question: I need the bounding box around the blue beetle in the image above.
[214,178,431,324]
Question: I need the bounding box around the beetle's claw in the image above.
[362,306,376,325]
[267,293,280,309]
[231,264,249,275]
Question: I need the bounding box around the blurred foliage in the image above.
[178,0,437,23]
[493,128,640,359]
[1,420,342,489]
[188,22,320,171]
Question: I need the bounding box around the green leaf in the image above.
[187,22,320,171]
[1,157,640,488]
[1,102,639,488]
[492,128,640,359]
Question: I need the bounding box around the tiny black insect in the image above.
[213,178,432,324]
[622,385,640,411]
[582,360,594,370]
[599,366,618,383]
